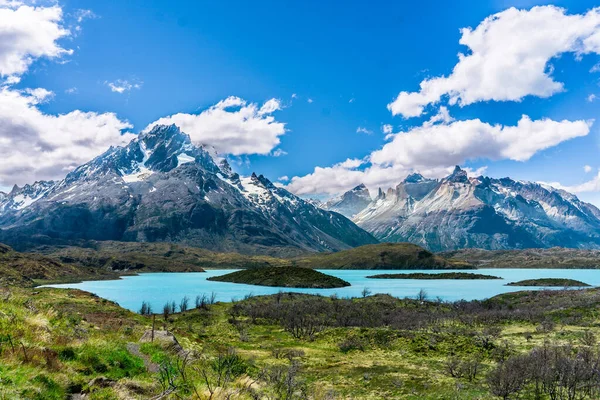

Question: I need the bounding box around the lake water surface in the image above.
[45,269,600,312]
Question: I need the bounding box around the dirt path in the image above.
[127,342,160,373]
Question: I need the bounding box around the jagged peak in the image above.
[352,183,368,191]
[445,165,469,183]
[403,172,426,183]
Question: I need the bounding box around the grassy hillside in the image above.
[367,272,501,280]
[208,266,350,288]
[442,247,600,269]
[293,243,474,269]
[506,278,591,287]
[0,243,118,287]
[36,241,286,273]
[5,282,600,398]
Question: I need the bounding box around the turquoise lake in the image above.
[45,269,600,312]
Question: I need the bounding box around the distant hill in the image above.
[442,247,600,269]
[36,241,284,272]
[0,243,115,287]
[208,266,350,288]
[292,243,473,269]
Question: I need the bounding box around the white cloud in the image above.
[146,96,286,156]
[422,106,453,127]
[307,98,313,103]
[356,126,373,135]
[0,2,136,187]
[0,87,134,186]
[541,171,600,193]
[585,165,593,173]
[291,93,297,99]
[272,148,287,157]
[372,115,591,168]
[277,175,289,182]
[588,94,597,102]
[106,79,142,94]
[286,115,591,196]
[0,3,72,79]
[349,98,355,103]
[388,6,600,118]
[382,124,393,134]
[65,87,78,94]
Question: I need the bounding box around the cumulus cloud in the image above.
[106,79,142,94]
[146,96,286,156]
[588,94,597,102]
[286,115,591,196]
[585,165,593,173]
[0,2,136,188]
[371,115,591,169]
[541,172,600,194]
[0,87,134,186]
[0,3,72,79]
[388,6,600,118]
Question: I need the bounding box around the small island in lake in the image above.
[506,278,591,287]
[366,272,502,280]
[207,266,351,288]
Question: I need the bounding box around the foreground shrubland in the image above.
[2,285,600,398]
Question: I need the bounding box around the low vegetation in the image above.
[506,278,591,287]
[367,272,501,280]
[4,281,600,398]
[207,266,351,288]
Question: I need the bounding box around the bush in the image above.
[338,336,366,353]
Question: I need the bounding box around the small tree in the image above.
[139,301,153,315]
[487,356,527,400]
[163,302,173,321]
[416,289,428,302]
[179,296,189,312]
[361,287,372,298]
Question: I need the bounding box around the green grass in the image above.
[3,284,600,398]
[207,266,351,288]
[506,278,591,287]
[367,272,501,280]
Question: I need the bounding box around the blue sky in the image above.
[3,0,600,204]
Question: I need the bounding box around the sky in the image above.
[2,0,600,205]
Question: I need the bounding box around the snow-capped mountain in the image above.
[329,166,600,251]
[0,181,55,214]
[323,184,372,218]
[0,125,376,255]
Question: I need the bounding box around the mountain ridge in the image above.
[325,166,600,251]
[0,125,376,255]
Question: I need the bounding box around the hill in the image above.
[506,278,591,287]
[441,247,600,269]
[37,240,284,272]
[292,243,474,269]
[207,266,350,288]
[366,272,501,279]
[0,243,116,286]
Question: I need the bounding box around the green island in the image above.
[207,266,351,288]
[506,278,591,287]
[367,272,502,280]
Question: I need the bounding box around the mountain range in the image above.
[323,167,600,251]
[0,125,376,255]
[2,125,600,254]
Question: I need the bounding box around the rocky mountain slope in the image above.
[328,167,600,251]
[0,125,376,255]
[322,183,372,218]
